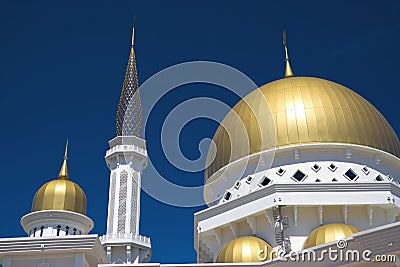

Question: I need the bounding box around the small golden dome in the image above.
[31,141,87,215]
[205,77,400,181]
[216,236,274,263]
[302,223,360,249]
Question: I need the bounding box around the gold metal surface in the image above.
[116,25,142,137]
[131,22,135,47]
[216,236,274,263]
[58,140,69,180]
[31,143,87,215]
[283,31,294,78]
[205,76,400,182]
[302,223,359,249]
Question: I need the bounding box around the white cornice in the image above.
[196,182,400,223]
[0,234,108,265]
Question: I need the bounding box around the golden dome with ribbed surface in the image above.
[32,142,87,215]
[302,223,360,249]
[216,236,274,263]
[205,76,400,181]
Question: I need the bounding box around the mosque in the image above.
[0,26,399,266]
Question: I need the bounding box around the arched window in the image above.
[66,226,69,235]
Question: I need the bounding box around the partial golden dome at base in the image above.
[216,236,274,263]
[302,223,360,249]
[205,77,400,181]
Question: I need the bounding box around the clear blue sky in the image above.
[0,0,399,264]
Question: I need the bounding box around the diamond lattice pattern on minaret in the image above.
[115,36,142,137]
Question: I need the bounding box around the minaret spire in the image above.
[115,23,142,137]
[283,30,294,78]
[58,139,69,180]
[131,16,135,47]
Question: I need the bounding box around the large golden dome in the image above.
[32,143,87,215]
[302,223,360,249]
[216,236,274,263]
[205,76,400,181]
[32,179,87,215]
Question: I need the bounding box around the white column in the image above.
[101,136,151,264]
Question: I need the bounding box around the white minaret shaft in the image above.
[100,25,151,265]
[105,137,145,236]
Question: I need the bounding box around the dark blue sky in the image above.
[0,0,399,263]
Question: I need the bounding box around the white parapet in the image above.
[20,210,94,238]
[99,233,151,248]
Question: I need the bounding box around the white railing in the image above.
[108,136,146,149]
[105,144,147,157]
[99,233,151,244]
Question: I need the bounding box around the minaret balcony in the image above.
[106,136,147,158]
[106,143,147,158]
[99,233,151,249]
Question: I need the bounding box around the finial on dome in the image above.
[283,30,294,78]
[131,16,135,47]
[58,139,69,180]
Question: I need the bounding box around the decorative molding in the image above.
[246,216,257,235]
[210,228,222,246]
[196,183,400,222]
[205,142,400,189]
[0,235,108,265]
[265,209,274,228]
[228,223,238,238]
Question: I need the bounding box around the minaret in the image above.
[100,25,151,264]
